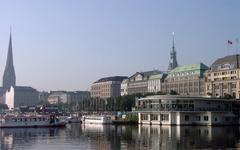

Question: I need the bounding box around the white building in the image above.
[5,86,39,110]
[148,74,166,93]
[121,79,129,96]
[136,95,238,126]
[48,91,90,104]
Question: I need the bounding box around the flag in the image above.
[228,40,233,45]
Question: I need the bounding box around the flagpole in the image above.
[227,41,230,56]
[236,38,239,55]
[227,40,233,55]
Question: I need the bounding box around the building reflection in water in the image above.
[0,128,62,150]
[0,124,240,149]
[136,125,240,149]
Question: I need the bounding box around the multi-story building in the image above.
[205,54,240,98]
[162,63,208,96]
[148,73,167,93]
[5,86,39,110]
[127,70,162,95]
[136,95,239,125]
[48,91,90,104]
[120,79,129,96]
[91,76,127,98]
[38,91,49,102]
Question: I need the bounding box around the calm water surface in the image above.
[1,124,240,150]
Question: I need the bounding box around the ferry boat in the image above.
[0,114,67,128]
[81,115,112,124]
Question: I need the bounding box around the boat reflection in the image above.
[0,127,63,150]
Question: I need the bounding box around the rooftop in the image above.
[149,73,166,80]
[94,76,128,83]
[167,63,209,77]
[211,54,240,71]
[11,86,37,92]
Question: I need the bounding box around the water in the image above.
[1,124,240,150]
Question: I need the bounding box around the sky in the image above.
[0,0,239,91]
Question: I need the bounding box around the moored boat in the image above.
[0,114,66,128]
[81,115,112,124]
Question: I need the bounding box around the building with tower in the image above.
[168,32,178,71]
[3,33,16,92]
[162,63,208,96]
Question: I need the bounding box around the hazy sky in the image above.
[0,1,239,91]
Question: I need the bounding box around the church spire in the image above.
[3,32,16,91]
[168,32,178,71]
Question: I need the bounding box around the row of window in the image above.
[142,114,169,121]
[185,115,208,121]
[213,70,237,76]
[7,117,48,122]
[213,76,237,81]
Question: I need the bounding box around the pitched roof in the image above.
[12,86,37,92]
[167,63,209,77]
[130,70,162,78]
[94,76,128,83]
[211,54,240,71]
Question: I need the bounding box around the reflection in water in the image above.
[0,124,240,150]
[0,128,61,150]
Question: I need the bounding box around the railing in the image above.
[134,107,234,112]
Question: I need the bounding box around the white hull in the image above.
[82,115,112,124]
[0,115,66,128]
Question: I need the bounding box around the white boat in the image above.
[81,115,112,124]
[0,114,67,128]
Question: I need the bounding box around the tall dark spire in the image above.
[3,32,16,91]
[168,32,178,71]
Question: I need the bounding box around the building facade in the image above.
[48,91,90,104]
[136,95,239,126]
[148,73,166,93]
[127,70,162,95]
[205,55,240,98]
[91,76,127,98]
[5,86,39,110]
[162,63,208,96]
[120,79,129,96]
[38,91,49,102]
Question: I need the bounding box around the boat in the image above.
[81,115,112,124]
[0,114,67,128]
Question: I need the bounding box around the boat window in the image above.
[34,118,37,121]
[25,118,27,122]
[43,118,46,121]
[204,116,208,121]
[39,118,42,121]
